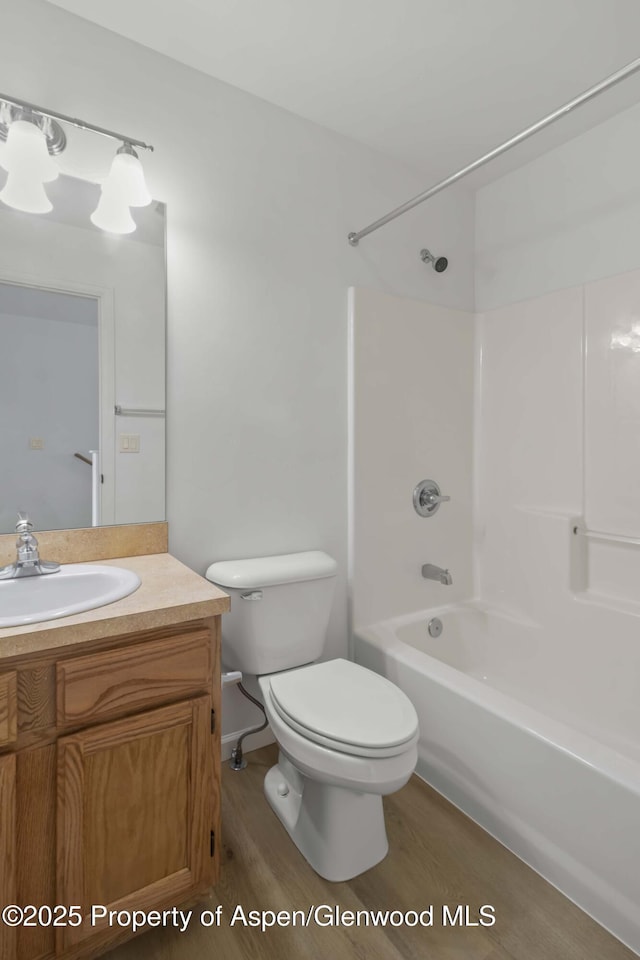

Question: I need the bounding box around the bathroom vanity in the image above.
[0,524,229,960]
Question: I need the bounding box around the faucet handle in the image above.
[427,493,451,505]
[413,479,450,518]
[16,512,33,534]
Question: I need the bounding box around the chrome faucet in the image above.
[422,563,453,585]
[0,513,60,580]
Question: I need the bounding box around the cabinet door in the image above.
[57,696,214,951]
[0,752,16,960]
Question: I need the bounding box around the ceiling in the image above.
[45,0,640,186]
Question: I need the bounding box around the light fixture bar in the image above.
[347,55,640,246]
[0,91,154,152]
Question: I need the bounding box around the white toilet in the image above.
[206,550,418,882]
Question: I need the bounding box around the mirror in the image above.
[0,171,166,534]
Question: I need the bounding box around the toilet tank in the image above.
[205,551,337,675]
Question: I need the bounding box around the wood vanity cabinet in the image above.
[0,615,221,960]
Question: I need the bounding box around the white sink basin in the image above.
[0,564,141,628]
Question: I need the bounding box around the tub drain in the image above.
[428,617,443,638]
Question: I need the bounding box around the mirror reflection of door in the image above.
[0,281,99,532]
[0,171,166,534]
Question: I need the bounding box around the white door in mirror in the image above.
[0,564,141,628]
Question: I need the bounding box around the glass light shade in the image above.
[0,170,53,213]
[103,151,152,207]
[90,187,136,234]
[2,120,58,182]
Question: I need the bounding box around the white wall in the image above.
[476,98,640,311]
[1,0,475,743]
[350,287,475,628]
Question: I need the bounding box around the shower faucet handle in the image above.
[425,492,450,505]
[413,479,450,518]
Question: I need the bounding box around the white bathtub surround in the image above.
[469,269,640,952]
[479,266,640,619]
[351,266,640,950]
[349,287,475,629]
[463,117,640,954]
[354,604,640,954]
[476,286,583,615]
[585,268,640,538]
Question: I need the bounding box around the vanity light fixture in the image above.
[0,93,154,234]
[0,112,63,213]
[102,143,153,207]
[90,186,137,235]
[90,143,152,234]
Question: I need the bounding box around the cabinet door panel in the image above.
[16,746,56,960]
[85,720,189,903]
[57,696,213,950]
[0,752,16,960]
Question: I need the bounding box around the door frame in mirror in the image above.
[0,269,115,527]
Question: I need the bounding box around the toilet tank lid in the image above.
[205,550,337,589]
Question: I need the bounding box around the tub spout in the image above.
[422,563,453,585]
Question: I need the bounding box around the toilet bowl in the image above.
[258,659,418,881]
[206,550,419,881]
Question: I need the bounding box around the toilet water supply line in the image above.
[222,670,268,771]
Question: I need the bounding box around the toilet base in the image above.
[264,752,389,882]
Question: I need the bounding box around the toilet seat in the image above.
[267,658,418,759]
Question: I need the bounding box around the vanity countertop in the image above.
[0,553,229,660]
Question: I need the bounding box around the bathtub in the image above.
[353,602,640,955]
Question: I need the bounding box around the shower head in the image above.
[420,248,448,273]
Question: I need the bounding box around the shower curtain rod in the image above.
[347,55,640,247]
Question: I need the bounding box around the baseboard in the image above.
[221,725,275,761]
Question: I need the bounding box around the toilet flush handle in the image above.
[240,590,263,601]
